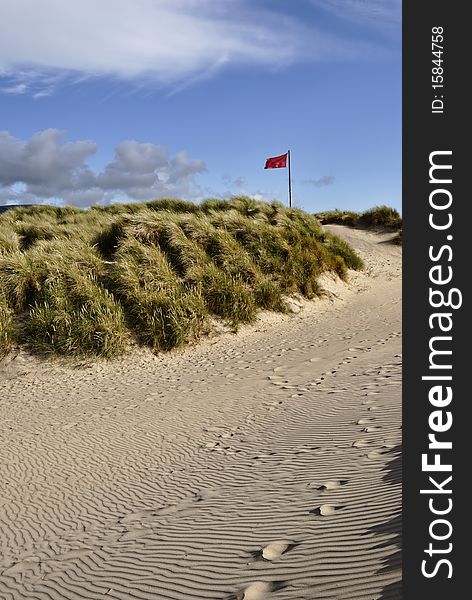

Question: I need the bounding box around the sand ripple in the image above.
[0,226,401,599]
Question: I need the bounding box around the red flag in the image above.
[264,153,287,169]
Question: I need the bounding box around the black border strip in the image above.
[403,3,466,597]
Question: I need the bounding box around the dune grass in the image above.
[316,205,402,230]
[0,291,14,357]
[0,197,364,359]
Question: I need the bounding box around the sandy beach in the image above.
[0,225,401,600]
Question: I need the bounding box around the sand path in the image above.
[0,225,401,600]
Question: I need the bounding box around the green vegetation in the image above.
[316,205,402,231]
[315,205,402,246]
[0,291,14,357]
[0,197,364,359]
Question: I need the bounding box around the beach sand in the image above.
[0,225,401,600]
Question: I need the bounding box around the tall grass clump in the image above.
[0,240,127,357]
[179,214,285,320]
[25,272,129,357]
[360,206,401,229]
[0,224,20,255]
[108,240,209,351]
[125,212,208,276]
[15,222,59,250]
[145,198,200,213]
[0,292,14,357]
[190,263,256,327]
[323,231,365,271]
[0,240,106,311]
[182,214,261,283]
[0,196,364,358]
[315,209,358,227]
[316,205,401,230]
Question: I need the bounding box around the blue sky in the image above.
[0,0,401,213]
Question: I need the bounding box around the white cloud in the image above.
[222,175,246,189]
[303,175,335,187]
[33,89,54,99]
[0,130,206,206]
[310,0,401,27]
[0,129,96,190]
[0,1,299,87]
[0,0,387,96]
[0,83,27,94]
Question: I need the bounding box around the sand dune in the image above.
[0,225,401,600]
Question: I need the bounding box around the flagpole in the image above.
[287,149,292,208]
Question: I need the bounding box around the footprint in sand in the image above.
[119,509,155,524]
[352,439,370,448]
[263,400,283,407]
[230,581,287,600]
[203,425,233,434]
[120,494,203,524]
[366,450,389,460]
[267,376,287,386]
[293,445,320,455]
[310,504,345,516]
[154,495,202,516]
[119,528,153,542]
[55,548,93,560]
[251,540,298,561]
[357,418,375,425]
[204,441,219,449]
[195,487,222,500]
[252,452,276,460]
[316,479,348,491]
[3,557,40,576]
